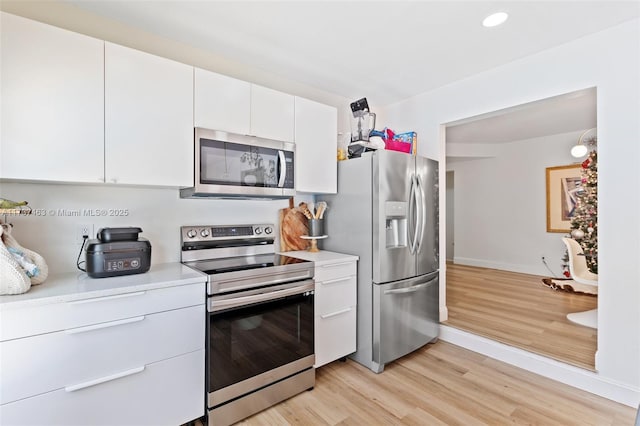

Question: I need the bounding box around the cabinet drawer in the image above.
[0,282,204,341]
[1,305,204,405]
[315,275,356,316]
[315,307,356,368]
[0,349,205,426]
[314,260,356,282]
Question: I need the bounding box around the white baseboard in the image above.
[453,256,547,276]
[440,325,640,408]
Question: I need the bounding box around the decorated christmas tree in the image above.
[569,149,598,274]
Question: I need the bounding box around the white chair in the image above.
[562,237,598,329]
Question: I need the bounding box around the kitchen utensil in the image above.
[279,199,310,251]
[298,202,313,219]
[316,202,327,219]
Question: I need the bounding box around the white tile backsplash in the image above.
[1,182,312,274]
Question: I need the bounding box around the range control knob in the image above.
[264,226,273,235]
[254,227,263,235]
[200,229,210,238]
[186,229,197,238]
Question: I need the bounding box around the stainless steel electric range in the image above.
[180,224,315,426]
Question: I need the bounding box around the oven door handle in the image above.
[208,281,314,312]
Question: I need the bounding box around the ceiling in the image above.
[445,87,597,144]
[65,1,640,107]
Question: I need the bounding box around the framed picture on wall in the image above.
[546,164,583,233]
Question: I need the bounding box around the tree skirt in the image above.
[541,278,597,296]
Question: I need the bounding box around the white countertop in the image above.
[281,250,359,266]
[0,262,206,309]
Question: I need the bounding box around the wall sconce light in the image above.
[571,128,596,158]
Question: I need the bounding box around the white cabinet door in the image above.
[105,42,193,186]
[315,307,357,368]
[250,84,294,142]
[194,68,250,135]
[0,12,104,183]
[294,97,337,193]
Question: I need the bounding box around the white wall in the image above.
[448,130,585,276]
[383,20,640,397]
[0,182,313,274]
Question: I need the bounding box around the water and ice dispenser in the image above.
[385,201,407,248]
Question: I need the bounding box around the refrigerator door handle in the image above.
[416,174,426,253]
[408,174,417,254]
[383,282,429,294]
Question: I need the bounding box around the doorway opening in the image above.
[442,87,598,370]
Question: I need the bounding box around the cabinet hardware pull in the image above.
[320,262,352,268]
[65,366,145,392]
[321,307,352,319]
[321,277,351,285]
[68,291,146,305]
[64,316,145,334]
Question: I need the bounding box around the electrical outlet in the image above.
[76,224,94,245]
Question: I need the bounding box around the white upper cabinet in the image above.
[105,42,193,186]
[194,71,295,142]
[194,68,251,135]
[250,85,295,142]
[0,12,104,183]
[294,97,338,194]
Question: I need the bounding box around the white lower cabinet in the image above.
[315,258,357,367]
[0,349,204,426]
[281,251,357,368]
[315,306,357,368]
[0,282,205,425]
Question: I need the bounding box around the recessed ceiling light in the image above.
[482,12,509,28]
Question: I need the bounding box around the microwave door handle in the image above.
[277,150,286,188]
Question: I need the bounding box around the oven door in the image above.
[192,128,295,198]
[206,280,314,408]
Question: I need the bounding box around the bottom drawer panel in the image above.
[0,349,204,426]
[314,307,356,368]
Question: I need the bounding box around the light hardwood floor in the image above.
[444,263,598,370]
[235,341,635,425]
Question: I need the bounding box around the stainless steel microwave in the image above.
[180,128,295,199]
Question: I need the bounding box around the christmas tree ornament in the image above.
[571,229,585,239]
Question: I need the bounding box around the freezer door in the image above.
[372,150,416,283]
[372,272,439,367]
[415,156,439,276]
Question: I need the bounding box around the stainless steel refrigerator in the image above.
[319,149,439,373]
